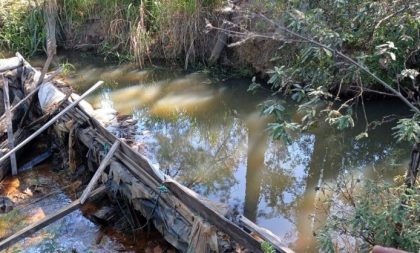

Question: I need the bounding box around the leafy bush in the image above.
[247,0,418,129]
[316,177,420,252]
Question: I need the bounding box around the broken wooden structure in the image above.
[0,54,294,253]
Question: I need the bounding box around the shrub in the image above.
[316,177,420,252]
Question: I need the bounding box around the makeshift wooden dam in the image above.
[0,54,294,253]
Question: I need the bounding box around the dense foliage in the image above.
[244,1,420,252]
[316,177,420,252]
[0,1,46,56]
[248,0,419,142]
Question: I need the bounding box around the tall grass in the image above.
[0,0,223,65]
[0,1,46,57]
[156,0,223,67]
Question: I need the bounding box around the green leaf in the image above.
[248,77,261,93]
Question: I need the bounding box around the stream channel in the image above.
[0,52,411,252]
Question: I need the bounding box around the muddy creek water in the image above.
[1,52,412,252]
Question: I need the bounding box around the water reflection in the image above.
[66,55,410,251]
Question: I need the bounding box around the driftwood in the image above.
[164,177,263,253]
[2,77,17,175]
[0,186,106,251]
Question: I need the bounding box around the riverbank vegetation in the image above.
[1,0,419,252]
[235,1,420,252]
[232,1,420,251]
[0,0,222,67]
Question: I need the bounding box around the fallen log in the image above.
[164,177,263,253]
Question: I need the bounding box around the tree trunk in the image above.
[405,143,419,187]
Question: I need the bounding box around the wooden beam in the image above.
[0,57,22,72]
[0,129,31,180]
[80,140,120,204]
[2,76,17,175]
[0,81,104,164]
[0,186,106,251]
[240,216,295,253]
[164,178,264,253]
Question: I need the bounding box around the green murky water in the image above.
[1,51,411,252]
[60,53,411,251]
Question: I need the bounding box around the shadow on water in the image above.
[53,52,411,251]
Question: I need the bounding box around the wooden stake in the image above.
[0,81,104,164]
[2,76,17,175]
[0,186,106,251]
[80,140,120,204]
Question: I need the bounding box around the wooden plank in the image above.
[0,81,103,164]
[2,76,17,175]
[0,186,106,251]
[240,216,295,253]
[18,149,52,172]
[80,140,120,204]
[163,178,264,253]
[0,57,22,72]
